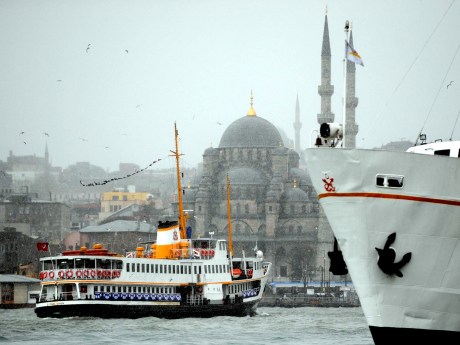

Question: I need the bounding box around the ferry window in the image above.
[141,264,145,272]
[172,265,175,274]
[137,264,140,272]
[434,149,450,156]
[180,266,184,274]
[126,264,130,272]
[146,264,149,273]
[131,263,135,272]
[198,266,202,274]
[164,265,167,273]
[205,266,208,274]
[118,286,121,292]
[168,265,172,274]
[84,259,95,269]
[75,259,84,269]
[123,286,126,293]
[128,287,131,293]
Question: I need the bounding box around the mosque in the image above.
[177,14,359,283]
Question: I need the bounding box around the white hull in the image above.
[305,148,460,343]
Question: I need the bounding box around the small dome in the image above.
[281,187,308,202]
[203,147,219,156]
[219,115,283,148]
[225,167,263,185]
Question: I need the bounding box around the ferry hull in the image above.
[35,300,259,319]
[305,148,460,344]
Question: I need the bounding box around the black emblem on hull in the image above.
[328,238,348,275]
[375,232,412,277]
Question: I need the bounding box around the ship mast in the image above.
[172,123,187,239]
[226,175,233,257]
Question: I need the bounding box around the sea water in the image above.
[0,307,374,345]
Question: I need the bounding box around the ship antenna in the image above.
[226,174,234,257]
[171,122,187,239]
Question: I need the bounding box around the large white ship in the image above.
[305,138,460,343]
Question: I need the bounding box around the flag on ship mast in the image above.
[36,242,49,252]
[345,40,364,66]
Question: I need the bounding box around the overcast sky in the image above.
[1,0,459,172]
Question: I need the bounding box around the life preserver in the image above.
[83,269,89,278]
[66,270,73,278]
[42,271,48,279]
[58,270,65,279]
[202,249,208,256]
[90,269,96,278]
[39,272,43,280]
[76,270,83,278]
[197,287,203,293]
[209,250,215,256]
[49,271,55,279]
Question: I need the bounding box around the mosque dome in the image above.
[281,187,309,203]
[225,167,263,185]
[219,115,283,149]
[203,147,219,156]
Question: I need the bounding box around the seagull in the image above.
[125,49,128,53]
[23,141,26,144]
[79,137,88,142]
[136,104,142,108]
[19,131,25,135]
[86,44,91,53]
[44,132,49,137]
[104,146,109,149]
[57,80,62,82]
[447,81,454,89]
[216,122,222,125]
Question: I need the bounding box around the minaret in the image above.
[293,94,301,153]
[345,30,359,148]
[317,12,335,126]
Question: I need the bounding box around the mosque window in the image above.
[289,225,294,233]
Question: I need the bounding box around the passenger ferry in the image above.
[34,124,272,319]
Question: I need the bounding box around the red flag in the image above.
[37,242,49,251]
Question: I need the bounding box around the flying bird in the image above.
[86,44,91,53]
[57,80,62,82]
[23,141,26,144]
[19,131,25,135]
[136,104,142,108]
[125,49,128,53]
[447,81,454,89]
[44,132,50,137]
[79,137,88,142]
[216,122,222,125]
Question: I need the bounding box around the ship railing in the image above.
[186,294,205,305]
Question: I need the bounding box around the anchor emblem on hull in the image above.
[375,232,412,277]
[322,174,336,192]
